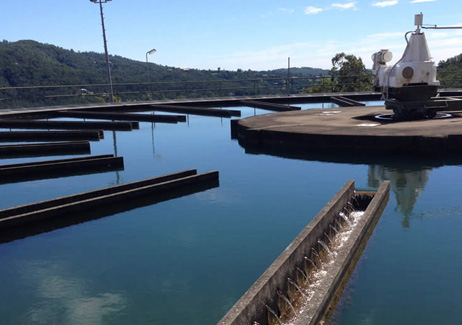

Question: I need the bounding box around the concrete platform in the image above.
[235,106,462,156]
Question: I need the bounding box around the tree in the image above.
[330,52,372,92]
[306,76,336,93]
[307,53,372,93]
[438,54,462,88]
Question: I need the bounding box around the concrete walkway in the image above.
[236,106,462,155]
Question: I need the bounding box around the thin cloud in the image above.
[208,30,460,70]
[305,2,357,15]
[373,0,399,7]
[331,2,357,10]
[411,0,437,3]
[278,8,295,14]
[365,32,404,41]
[304,6,324,15]
[206,19,461,70]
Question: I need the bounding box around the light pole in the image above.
[287,56,291,96]
[90,0,114,103]
[146,48,156,98]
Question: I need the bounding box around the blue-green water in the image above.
[1,104,461,325]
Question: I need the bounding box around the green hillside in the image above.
[438,54,462,88]
[0,40,328,108]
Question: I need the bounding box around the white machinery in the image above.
[371,13,462,119]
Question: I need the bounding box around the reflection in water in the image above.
[112,129,120,185]
[151,121,155,157]
[20,261,126,325]
[150,122,165,163]
[240,137,440,229]
[368,165,431,227]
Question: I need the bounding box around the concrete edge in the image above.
[0,141,91,157]
[0,130,103,142]
[300,181,390,324]
[236,118,462,156]
[218,181,356,325]
[0,120,135,131]
[0,171,219,230]
[0,169,198,219]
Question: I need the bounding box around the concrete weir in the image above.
[0,141,91,159]
[0,169,219,242]
[239,100,301,112]
[0,130,103,142]
[151,104,241,117]
[0,119,138,131]
[52,110,186,123]
[218,180,390,325]
[0,154,123,184]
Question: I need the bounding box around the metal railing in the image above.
[1,72,460,109]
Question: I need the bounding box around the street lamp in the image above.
[90,0,114,103]
[146,48,156,98]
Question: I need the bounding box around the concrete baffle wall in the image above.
[218,180,390,325]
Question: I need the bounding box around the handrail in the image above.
[1,73,460,108]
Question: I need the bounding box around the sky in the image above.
[1,0,461,71]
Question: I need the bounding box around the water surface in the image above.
[0,105,461,325]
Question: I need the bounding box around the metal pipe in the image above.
[287,57,291,96]
[422,25,462,29]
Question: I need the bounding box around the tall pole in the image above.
[287,57,291,96]
[146,48,156,98]
[91,0,114,103]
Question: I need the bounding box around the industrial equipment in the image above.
[371,13,462,120]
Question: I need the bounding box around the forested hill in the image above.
[438,54,462,88]
[0,40,328,88]
[1,39,460,91]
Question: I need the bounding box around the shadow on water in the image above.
[0,179,219,244]
[239,144,462,229]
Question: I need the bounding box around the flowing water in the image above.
[276,290,297,318]
[0,104,461,324]
[266,305,283,325]
[318,239,334,256]
[339,212,353,227]
[304,257,318,272]
[287,278,309,302]
[329,224,340,235]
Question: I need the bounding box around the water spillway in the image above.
[151,104,241,117]
[218,180,390,325]
[0,141,91,158]
[0,154,124,184]
[51,110,186,123]
[0,130,103,142]
[0,169,219,243]
[239,100,301,112]
[0,119,137,131]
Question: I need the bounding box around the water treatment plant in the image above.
[1,90,462,324]
[1,11,462,325]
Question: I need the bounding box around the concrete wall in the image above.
[218,181,356,325]
[0,170,218,230]
[294,181,390,324]
[218,181,390,325]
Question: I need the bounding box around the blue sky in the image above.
[1,0,461,70]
